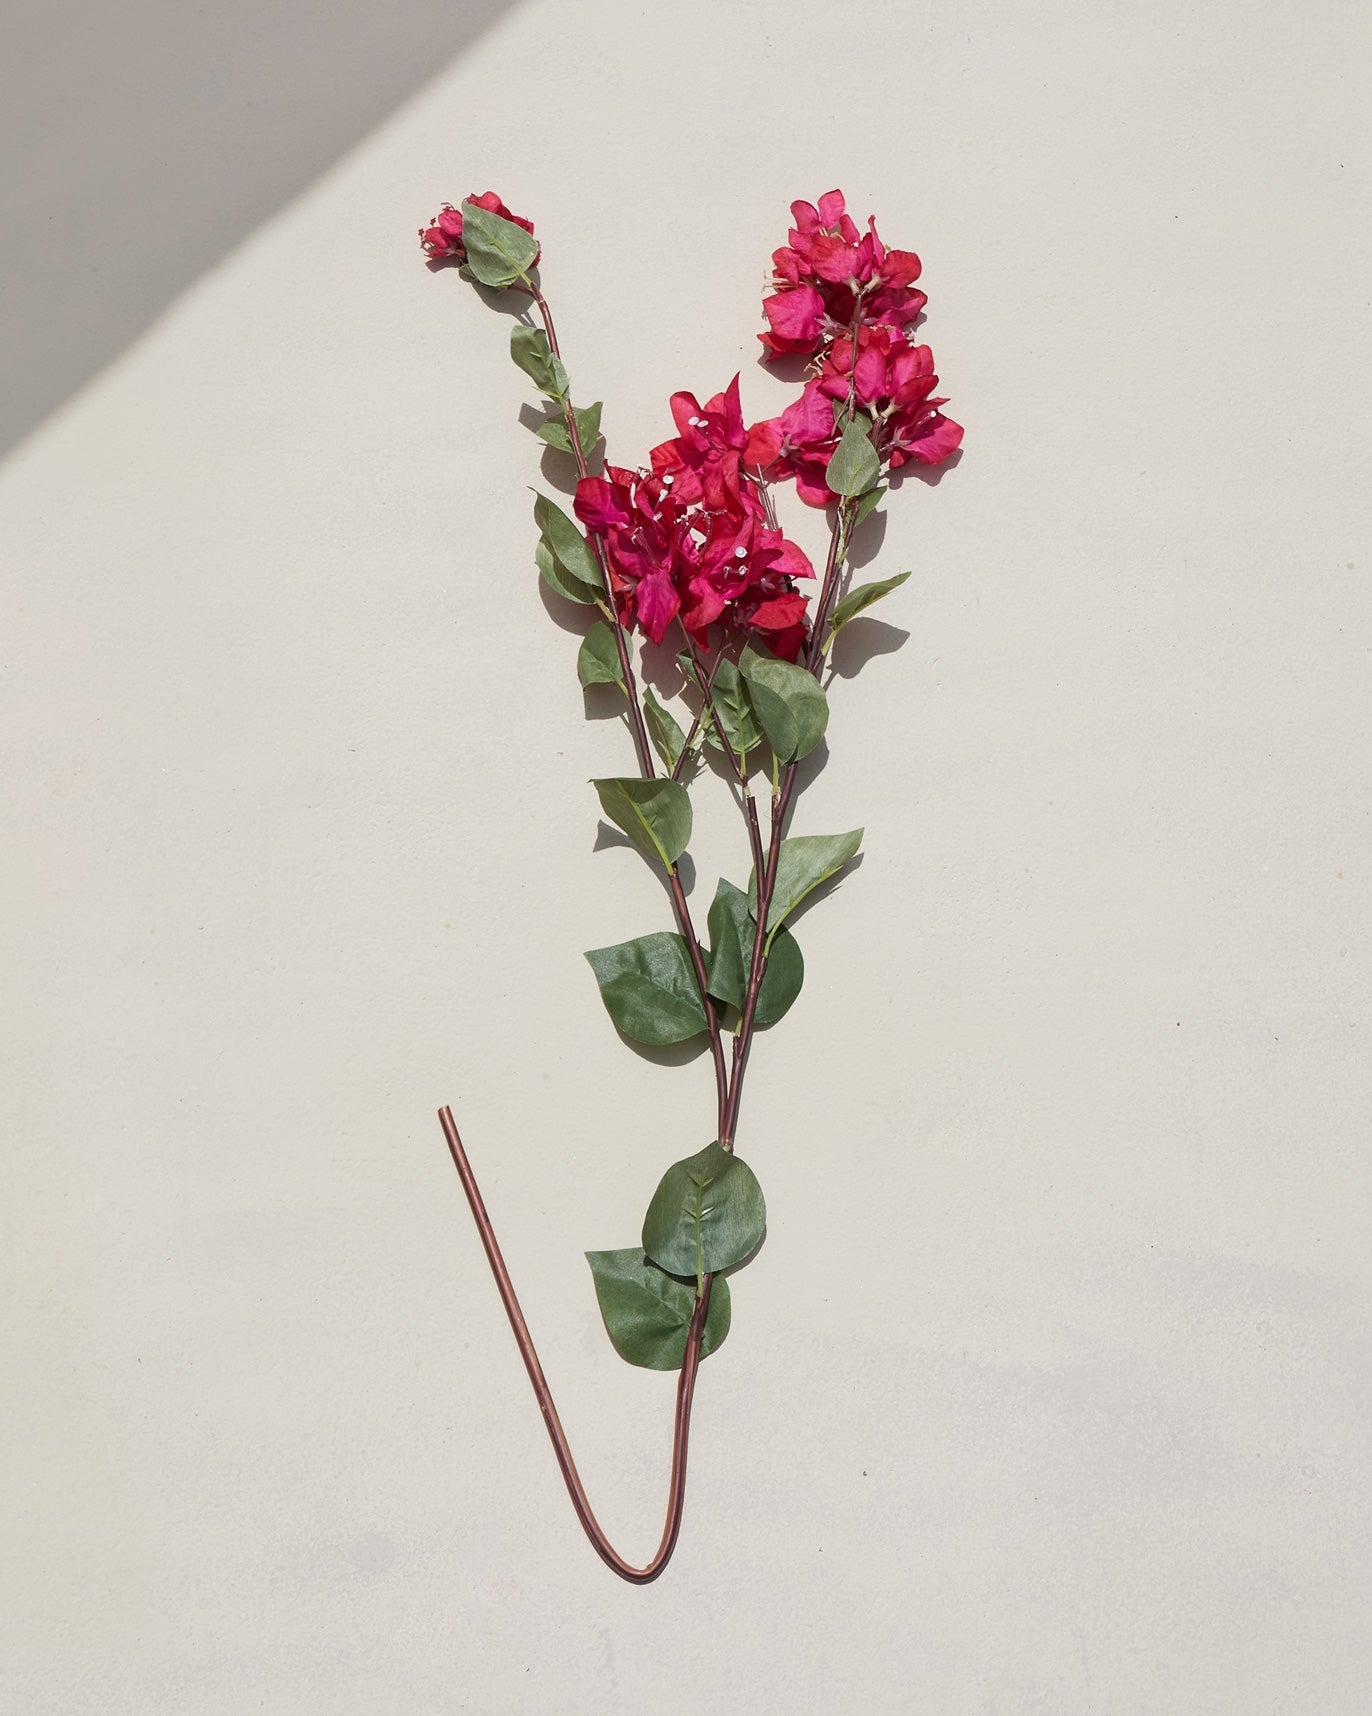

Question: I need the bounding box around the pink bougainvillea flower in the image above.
[573,466,690,643]
[419,191,539,268]
[758,284,827,357]
[678,515,814,658]
[818,329,963,470]
[745,381,841,509]
[566,375,824,654]
[759,189,929,358]
[649,376,757,517]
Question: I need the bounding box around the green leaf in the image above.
[641,1142,766,1278]
[830,570,911,633]
[537,402,603,455]
[704,878,804,1026]
[593,777,692,867]
[739,643,830,761]
[536,536,597,606]
[681,653,763,765]
[577,620,625,689]
[826,419,881,498]
[584,932,708,1045]
[509,326,569,399]
[459,198,538,288]
[738,675,796,761]
[586,1249,730,1370]
[644,686,687,771]
[533,492,604,593]
[749,829,863,943]
[852,484,886,529]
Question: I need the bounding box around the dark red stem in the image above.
[531,284,728,1133]
[439,1107,709,1584]
[719,503,851,1145]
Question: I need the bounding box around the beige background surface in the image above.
[3,2,1369,1711]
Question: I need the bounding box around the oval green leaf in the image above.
[510,325,568,399]
[533,492,604,593]
[704,877,804,1026]
[739,643,830,760]
[750,829,864,945]
[826,419,881,498]
[641,1142,766,1278]
[537,402,603,455]
[537,537,597,606]
[592,777,692,867]
[584,932,708,1045]
[830,569,911,633]
[459,199,538,288]
[643,687,687,772]
[585,1249,730,1370]
[577,620,625,689]
[851,483,886,530]
[681,653,762,765]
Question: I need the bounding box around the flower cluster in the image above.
[420,187,960,653]
[419,192,538,268]
[745,189,963,506]
[574,379,813,661]
[759,190,928,359]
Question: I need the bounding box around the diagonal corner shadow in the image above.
[0,0,523,458]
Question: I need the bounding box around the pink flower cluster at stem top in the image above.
[420,188,962,660]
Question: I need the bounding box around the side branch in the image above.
[530,286,727,1128]
[438,1106,709,1585]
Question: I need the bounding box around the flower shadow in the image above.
[888,445,963,490]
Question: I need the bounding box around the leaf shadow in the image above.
[846,506,888,569]
[607,1029,711,1069]
[517,402,582,498]
[719,1224,767,1276]
[582,682,629,724]
[826,619,910,682]
[536,578,598,637]
[789,735,831,792]
[470,278,540,322]
[592,821,698,897]
[638,637,689,697]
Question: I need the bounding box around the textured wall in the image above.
[2,2,1369,1711]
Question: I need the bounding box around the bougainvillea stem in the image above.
[419,186,962,1576]
[523,284,729,1125]
[680,638,768,882]
[665,867,730,1138]
[437,1106,709,1583]
[720,503,852,1145]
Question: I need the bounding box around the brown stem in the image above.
[439,1107,708,1583]
[530,285,728,1129]
[530,287,654,777]
[679,634,767,883]
[668,865,729,1139]
[720,503,852,1145]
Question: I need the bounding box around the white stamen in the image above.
[661,472,674,486]
[734,546,748,559]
